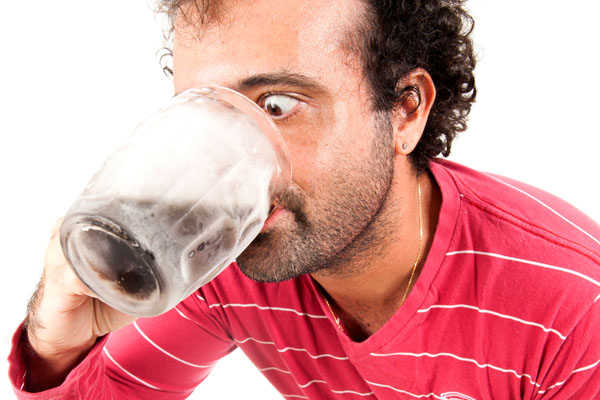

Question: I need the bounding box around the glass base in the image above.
[60,214,163,316]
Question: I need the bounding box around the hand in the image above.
[24,218,137,391]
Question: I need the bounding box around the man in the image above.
[8,0,600,398]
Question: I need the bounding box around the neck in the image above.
[311,168,441,341]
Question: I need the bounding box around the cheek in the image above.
[283,98,374,196]
[313,97,373,166]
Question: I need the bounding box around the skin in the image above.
[173,0,441,340]
[24,0,441,391]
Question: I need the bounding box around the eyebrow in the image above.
[234,72,326,94]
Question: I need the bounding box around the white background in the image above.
[1,1,599,398]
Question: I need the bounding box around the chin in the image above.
[235,230,307,283]
[236,232,282,282]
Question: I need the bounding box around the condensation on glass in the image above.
[60,87,291,317]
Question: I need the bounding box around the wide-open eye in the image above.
[262,94,300,118]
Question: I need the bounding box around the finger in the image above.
[50,217,65,240]
[46,219,101,300]
[44,232,68,271]
[70,275,98,299]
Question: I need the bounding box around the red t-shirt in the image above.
[9,160,600,399]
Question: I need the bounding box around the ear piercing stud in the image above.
[402,143,409,150]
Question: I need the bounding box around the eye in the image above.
[261,94,300,119]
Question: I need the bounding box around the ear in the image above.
[392,68,436,156]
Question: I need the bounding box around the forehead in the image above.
[172,0,364,90]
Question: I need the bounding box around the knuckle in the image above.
[44,237,67,270]
[49,217,65,240]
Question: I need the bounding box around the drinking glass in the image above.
[60,86,291,317]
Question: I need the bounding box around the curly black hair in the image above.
[358,0,476,169]
[156,0,477,170]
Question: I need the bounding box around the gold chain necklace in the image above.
[322,176,424,333]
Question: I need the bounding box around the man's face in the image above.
[173,0,397,281]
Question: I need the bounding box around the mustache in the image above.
[275,184,308,226]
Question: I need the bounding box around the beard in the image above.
[235,112,396,282]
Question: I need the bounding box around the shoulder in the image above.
[430,159,600,332]
[431,159,600,261]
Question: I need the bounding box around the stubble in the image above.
[235,112,397,282]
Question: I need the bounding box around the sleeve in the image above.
[536,298,600,399]
[7,290,237,400]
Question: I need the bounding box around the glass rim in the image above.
[179,85,292,190]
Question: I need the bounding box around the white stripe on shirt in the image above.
[173,306,194,321]
[210,302,328,319]
[103,347,161,390]
[329,389,374,396]
[446,250,600,287]
[297,379,374,396]
[537,357,600,394]
[370,351,540,388]
[133,321,212,368]
[298,379,327,388]
[261,367,375,396]
[195,293,328,319]
[488,175,600,246]
[417,304,566,339]
[259,366,293,375]
[234,336,349,360]
[364,380,442,399]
